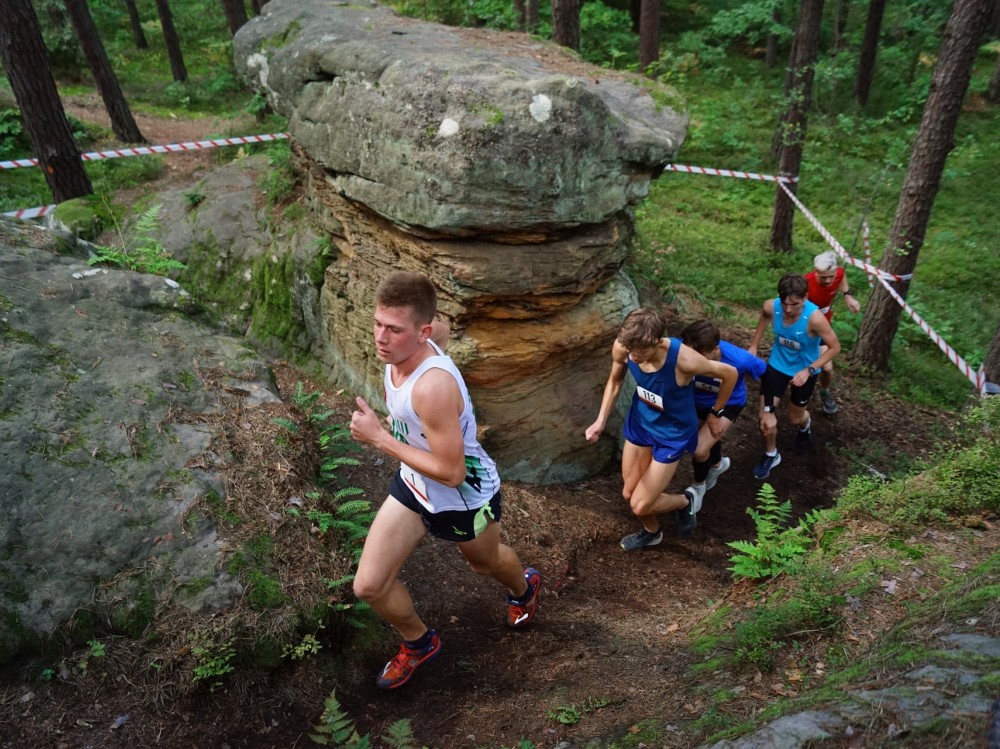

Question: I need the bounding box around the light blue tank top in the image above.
[768,298,821,376]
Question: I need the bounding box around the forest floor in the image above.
[0,102,972,749]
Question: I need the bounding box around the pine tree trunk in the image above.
[525,0,538,33]
[987,53,1000,103]
[123,0,147,49]
[638,0,660,75]
[770,0,824,252]
[0,0,93,202]
[853,0,991,372]
[765,5,782,68]
[64,0,146,144]
[219,0,249,35]
[855,0,886,107]
[154,0,187,82]
[831,0,847,50]
[513,0,527,30]
[551,0,580,50]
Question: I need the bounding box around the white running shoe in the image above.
[705,456,731,491]
[685,482,707,514]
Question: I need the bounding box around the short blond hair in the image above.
[813,250,840,272]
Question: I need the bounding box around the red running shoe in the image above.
[506,567,541,628]
[375,630,441,689]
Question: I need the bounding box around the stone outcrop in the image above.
[233,0,687,482]
[0,218,273,662]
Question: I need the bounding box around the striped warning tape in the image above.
[0,132,289,171]
[663,163,798,184]
[4,204,57,220]
[872,270,987,394]
[777,180,912,282]
[862,222,876,288]
[777,181,985,393]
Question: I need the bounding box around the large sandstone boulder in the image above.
[234,0,687,482]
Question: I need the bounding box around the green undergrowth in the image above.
[686,396,1000,745]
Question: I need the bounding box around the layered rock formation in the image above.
[234,0,687,482]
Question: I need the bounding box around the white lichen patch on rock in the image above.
[438,117,460,137]
[529,93,552,123]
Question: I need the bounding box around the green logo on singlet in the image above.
[391,417,409,444]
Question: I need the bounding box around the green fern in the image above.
[88,203,185,275]
[309,690,371,747]
[382,719,420,749]
[727,483,812,580]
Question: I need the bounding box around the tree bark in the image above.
[123,0,147,49]
[765,4,782,68]
[551,0,581,50]
[639,0,661,76]
[153,0,187,82]
[64,0,146,144]
[0,0,93,202]
[770,0,824,252]
[219,0,249,36]
[831,0,848,50]
[984,319,1000,394]
[525,0,539,33]
[987,53,1000,103]
[855,0,887,107]
[514,0,527,30]
[852,0,991,372]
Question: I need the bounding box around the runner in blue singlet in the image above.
[585,308,738,549]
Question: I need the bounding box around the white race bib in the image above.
[400,463,431,506]
[636,386,664,411]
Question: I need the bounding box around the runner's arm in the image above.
[747,300,774,358]
[584,341,629,443]
[351,368,468,487]
[789,311,841,386]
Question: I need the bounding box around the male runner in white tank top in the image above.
[350,271,540,690]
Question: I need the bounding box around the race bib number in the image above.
[777,335,801,351]
[636,386,664,411]
[400,463,431,507]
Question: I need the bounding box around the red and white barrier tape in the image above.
[4,204,57,220]
[862,222,875,288]
[872,270,987,393]
[2,146,990,394]
[0,132,289,171]
[777,180,912,283]
[777,182,985,393]
[664,163,797,184]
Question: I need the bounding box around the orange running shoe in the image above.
[506,567,541,628]
[375,630,441,689]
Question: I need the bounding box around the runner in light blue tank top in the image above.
[747,274,841,482]
[769,298,822,376]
